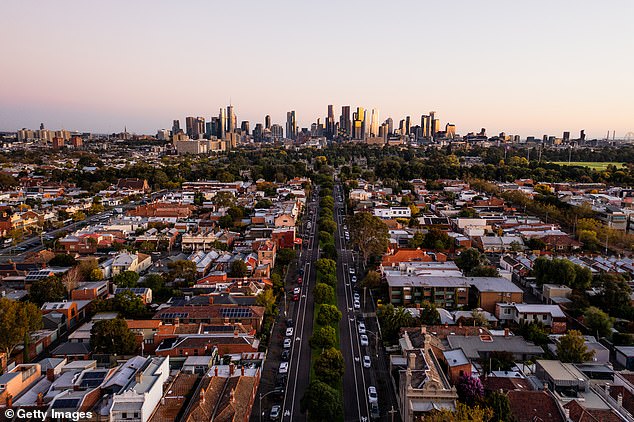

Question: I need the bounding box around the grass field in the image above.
[550,161,627,171]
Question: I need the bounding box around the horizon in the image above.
[1,0,632,138]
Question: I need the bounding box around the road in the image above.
[334,183,401,422]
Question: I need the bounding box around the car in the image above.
[283,338,292,349]
[354,300,360,309]
[363,355,371,368]
[360,334,369,346]
[286,319,294,327]
[358,322,366,334]
[370,402,380,419]
[297,276,303,285]
[285,327,294,337]
[298,268,304,276]
[349,268,355,275]
[356,313,365,322]
[293,287,301,295]
[281,349,290,361]
[351,275,357,283]
[353,292,360,301]
[278,362,289,374]
[368,386,378,403]
[270,404,281,421]
[293,294,299,301]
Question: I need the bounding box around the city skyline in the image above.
[1,0,633,138]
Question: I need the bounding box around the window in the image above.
[542,314,547,320]
[134,413,139,419]
[122,413,127,419]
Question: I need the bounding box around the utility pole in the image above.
[388,406,397,422]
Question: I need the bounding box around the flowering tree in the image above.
[456,374,484,406]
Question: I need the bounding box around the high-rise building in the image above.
[185,117,196,138]
[563,131,570,142]
[420,115,429,138]
[241,121,250,135]
[210,117,220,138]
[398,119,406,135]
[326,105,335,139]
[227,105,235,134]
[340,106,351,138]
[253,123,263,141]
[271,124,283,140]
[265,115,271,130]
[405,116,411,135]
[194,117,205,139]
[386,118,393,135]
[39,123,45,130]
[580,130,586,142]
[352,107,365,140]
[219,108,226,139]
[172,120,181,136]
[369,109,379,137]
[432,119,440,137]
[286,111,297,140]
[445,123,456,139]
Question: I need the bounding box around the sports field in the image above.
[550,161,627,171]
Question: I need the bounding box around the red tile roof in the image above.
[508,390,564,422]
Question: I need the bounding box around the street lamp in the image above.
[259,390,277,422]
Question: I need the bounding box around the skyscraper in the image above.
[326,105,335,139]
[218,108,226,139]
[286,110,297,140]
[352,107,365,140]
[340,106,351,138]
[227,105,235,134]
[271,124,283,140]
[265,115,271,130]
[253,123,263,141]
[172,119,181,135]
[405,116,411,135]
[185,117,196,138]
[241,121,250,135]
[192,117,205,139]
[369,109,379,137]
[386,118,393,135]
[420,115,430,138]
[445,123,456,139]
[429,111,437,139]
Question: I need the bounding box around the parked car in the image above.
[363,355,372,368]
[353,292,360,301]
[351,275,357,283]
[279,362,289,374]
[286,327,294,337]
[270,404,281,421]
[368,386,378,403]
[281,350,290,361]
[283,338,292,349]
[349,268,355,275]
[286,319,294,327]
[370,402,380,419]
[354,300,360,309]
[358,322,366,334]
[293,287,301,295]
[360,334,369,346]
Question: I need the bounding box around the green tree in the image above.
[319,231,333,245]
[418,301,441,325]
[423,228,452,250]
[275,248,296,268]
[314,348,344,386]
[314,283,335,304]
[300,380,343,421]
[310,326,337,349]
[557,330,595,363]
[316,304,342,326]
[29,276,66,305]
[48,254,78,267]
[89,268,104,281]
[361,271,382,289]
[456,248,485,275]
[113,270,140,288]
[255,288,276,316]
[0,299,42,368]
[213,191,235,207]
[316,258,337,276]
[487,391,513,422]
[166,259,197,284]
[228,259,248,278]
[90,318,137,355]
[470,265,500,277]
[113,289,147,319]
[584,306,613,339]
[321,242,337,260]
[319,218,337,234]
[597,273,632,316]
[73,211,86,222]
[377,304,417,342]
[349,212,389,265]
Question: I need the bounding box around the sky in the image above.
[1,0,633,138]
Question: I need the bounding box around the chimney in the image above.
[46,368,56,382]
[174,317,179,327]
[504,328,509,337]
[208,295,214,305]
[229,362,235,376]
[408,353,417,370]
[241,366,245,376]
[36,392,43,406]
[199,387,205,404]
[135,371,143,384]
[214,366,218,377]
[618,393,623,407]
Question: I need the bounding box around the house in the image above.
[441,349,471,385]
[116,178,151,195]
[616,347,634,370]
[41,301,81,330]
[542,284,573,305]
[475,236,525,253]
[0,364,41,405]
[446,333,544,361]
[153,304,266,331]
[507,390,565,422]
[495,303,567,333]
[374,207,412,219]
[71,280,109,301]
[468,277,524,314]
[111,252,152,276]
[147,372,199,422]
[385,275,469,309]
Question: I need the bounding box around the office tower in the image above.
[369,109,379,137]
[226,105,235,134]
[405,116,411,135]
[286,110,297,140]
[445,123,456,139]
[340,106,351,138]
[352,107,365,140]
[385,118,393,135]
[420,115,429,138]
[253,123,263,141]
[195,117,205,139]
[241,121,250,135]
[39,123,45,130]
[432,119,440,137]
[478,128,487,137]
[271,124,283,140]
[265,115,271,130]
[580,130,586,142]
[563,131,570,142]
[172,120,181,136]
[398,119,405,134]
[219,108,226,139]
[185,117,196,138]
[326,105,335,139]
[209,117,219,138]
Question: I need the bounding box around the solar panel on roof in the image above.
[51,399,81,409]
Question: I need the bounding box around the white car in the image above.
[286,327,294,337]
[284,338,292,349]
[353,292,360,301]
[363,355,371,368]
[293,287,301,295]
[358,322,366,334]
[368,386,378,403]
[349,268,355,275]
[360,334,369,346]
[279,362,289,374]
[354,300,361,309]
[351,275,357,283]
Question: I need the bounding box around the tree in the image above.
[167,260,197,284]
[361,271,382,289]
[300,380,343,421]
[531,257,591,290]
[255,288,276,316]
[423,404,493,422]
[310,326,337,349]
[61,266,81,293]
[48,253,77,267]
[314,283,335,305]
[73,211,86,222]
[317,304,342,326]
[89,268,104,281]
[482,351,515,373]
[113,289,147,319]
[275,248,296,268]
[316,258,337,276]
[597,273,632,317]
[557,330,595,363]
[469,265,500,277]
[218,215,234,228]
[456,374,484,406]
[487,391,512,422]
[377,304,417,342]
[321,242,337,260]
[423,228,452,250]
[319,218,337,234]
[0,299,42,368]
[584,306,613,339]
[418,301,441,325]
[29,276,66,305]
[349,212,389,265]
[319,231,333,245]
[228,260,248,278]
[90,318,137,355]
[458,208,478,218]
[113,270,140,288]
[314,348,344,386]
[213,191,235,207]
[456,248,485,275]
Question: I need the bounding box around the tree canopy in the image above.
[557,329,595,363]
[0,298,42,367]
[349,212,389,264]
[90,318,137,355]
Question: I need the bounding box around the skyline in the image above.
[1,0,633,138]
